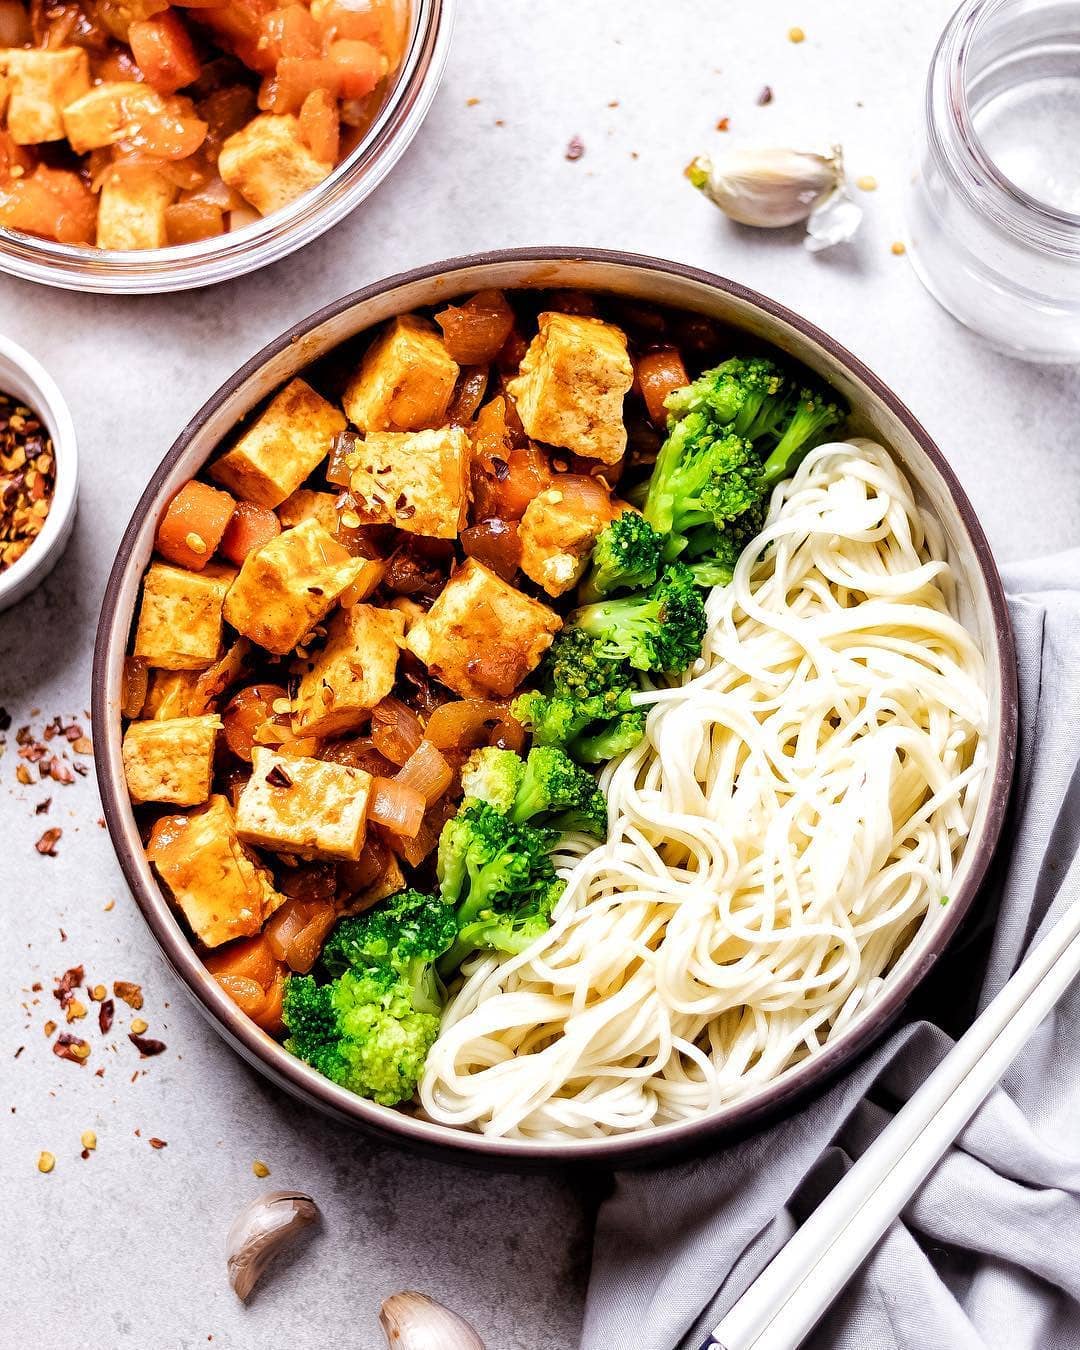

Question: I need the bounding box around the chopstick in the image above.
[705,850,1080,1350]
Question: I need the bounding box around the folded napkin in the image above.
[583,549,1080,1350]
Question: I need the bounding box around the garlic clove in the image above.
[805,189,864,252]
[686,145,846,228]
[380,1291,486,1349]
[226,1190,319,1301]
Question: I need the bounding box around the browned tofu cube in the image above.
[236,748,373,861]
[291,602,405,738]
[147,795,283,948]
[223,518,365,656]
[348,425,470,539]
[122,714,221,806]
[405,559,561,699]
[218,113,332,217]
[61,81,165,154]
[518,485,619,596]
[342,316,459,433]
[209,379,346,509]
[2,47,90,144]
[96,165,174,251]
[277,487,339,533]
[506,312,633,464]
[133,562,231,670]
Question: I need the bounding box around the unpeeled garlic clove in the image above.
[686,145,847,228]
[226,1190,319,1301]
[380,1291,486,1349]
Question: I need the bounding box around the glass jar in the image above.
[907,0,1080,363]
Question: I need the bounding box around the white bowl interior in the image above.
[99,256,1012,1159]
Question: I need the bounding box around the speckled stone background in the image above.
[2,2,1078,1347]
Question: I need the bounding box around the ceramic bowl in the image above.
[92,248,1018,1168]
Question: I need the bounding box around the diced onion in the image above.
[370,696,424,765]
[424,699,518,750]
[369,777,426,837]
[395,739,452,805]
[548,473,613,517]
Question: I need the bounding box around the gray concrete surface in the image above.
[2,2,1078,1347]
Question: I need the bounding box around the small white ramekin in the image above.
[0,336,79,611]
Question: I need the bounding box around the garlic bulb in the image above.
[380,1291,486,1349]
[686,145,861,247]
[226,1191,319,1301]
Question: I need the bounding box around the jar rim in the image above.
[930,0,1080,253]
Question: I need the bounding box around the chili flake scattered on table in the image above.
[0,394,54,572]
[35,826,61,856]
[565,135,585,161]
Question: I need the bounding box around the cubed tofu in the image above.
[236,747,373,861]
[122,714,221,806]
[342,315,459,433]
[96,165,174,251]
[209,379,346,509]
[144,669,201,720]
[291,603,405,738]
[518,485,620,597]
[223,518,365,656]
[134,562,231,670]
[147,795,283,948]
[278,487,339,533]
[405,558,561,699]
[61,81,164,154]
[348,425,470,539]
[506,312,633,465]
[1,48,90,144]
[218,113,332,217]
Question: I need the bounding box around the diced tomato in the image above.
[198,84,257,159]
[91,43,145,81]
[222,683,287,762]
[472,443,552,521]
[130,10,201,92]
[164,198,224,243]
[259,2,320,64]
[470,393,525,466]
[189,0,273,70]
[635,348,689,427]
[154,478,235,568]
[118,96,209,159]
[0,166,97,245]
[325,37,385,98]
[298,87,339,163]
[219,499,281,563]
[260,55,339,114]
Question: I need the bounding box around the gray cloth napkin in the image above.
[582,549,1080,1350]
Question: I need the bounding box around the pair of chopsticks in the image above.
[705,849,1080,1350]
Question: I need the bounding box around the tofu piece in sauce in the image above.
[277,487,340,533]
[96,166,174,251]
[518,485,620,597]
[1,47,90,144]
[218,113,333,217]
[348,425,470,539]
[506,312,633,465]
[122,714,221,806]
[210,379,346,509]
[236,747,373,861]
[342,316,459,433]
[148,795,283,948]
[134,562,232,671]
[291,602,405,738]
[61,81,164,153]
[405,558,561,699]
[223,518,365,656]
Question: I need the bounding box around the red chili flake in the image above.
[59,928,67,942]
[94,1066,105,1078]
[63,723,83,742]
[72,762,88,777]
[80,1148,89,1159]
[53,966,84,1008]
[129,1031,166,1057]
[14,1045,24,1058]
[47,756,75,784]
[565,135,585,161]
[491,457,510,481]
[716,116,731,131]
[53,1033,90,1065]
[265,765,292,789]
[148,1137,167,1149]
[757,86,773,105]
[35,827,61,856]
[19,743,45,762]
[98,999,114,1035]
[15,725,31,745]
[35,797,51,814]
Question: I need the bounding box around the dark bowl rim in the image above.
[91,245,1019,1168]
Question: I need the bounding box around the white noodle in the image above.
[419,441,988,1139]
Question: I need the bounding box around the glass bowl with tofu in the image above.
[0,0,452,293]
[92,249,1015,1167]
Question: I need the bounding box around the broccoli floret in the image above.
[453,874,565,962]
[570,563,707,673]
[436,800,564,974]
[512,630,644,767]
[551,785,608,837]
[569,709,647,764]
[663,363,747,425]
[726,357,789,442]
[460,745,525,813]
[510,745,605,836]
[282,890,457,1106]
[761,386,844,487]
[580,511,664,602]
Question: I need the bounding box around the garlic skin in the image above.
[226,1191,319,1301]
[686,144,853,228]
[380,1291,486,1349]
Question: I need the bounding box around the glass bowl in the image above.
[0,0,454,295]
